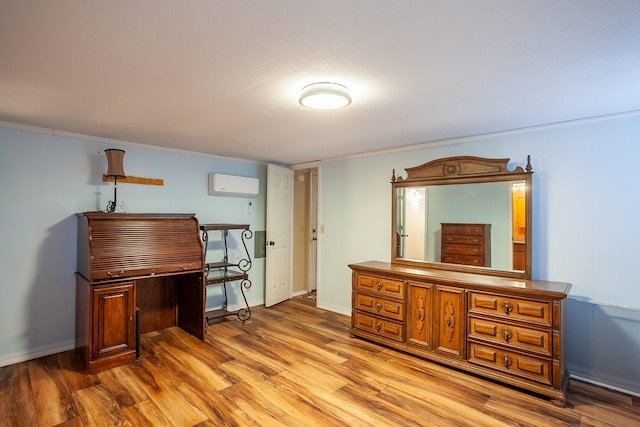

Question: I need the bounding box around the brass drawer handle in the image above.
[376,302,382,312]
[179,264,193,270]
[503,355,512,368]
[107,270,124,277]
[377,281,382,291]
[502,328,512,342]
[376,322,382,332]
[502,301,513,314]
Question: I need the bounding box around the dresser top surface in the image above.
[349,261,572,297]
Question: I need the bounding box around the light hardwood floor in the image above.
[1,296,639,426]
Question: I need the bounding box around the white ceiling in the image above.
[1,1,639,165]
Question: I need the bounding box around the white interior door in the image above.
[308,170,318,292]
[265,164,293,307]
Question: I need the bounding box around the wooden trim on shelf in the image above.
[102,175,164,186]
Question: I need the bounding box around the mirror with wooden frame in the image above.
[391,155,533,280]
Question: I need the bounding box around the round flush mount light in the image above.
[299,82,352,110]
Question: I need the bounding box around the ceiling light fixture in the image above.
[299,82,351,110]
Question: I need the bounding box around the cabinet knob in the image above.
[376,281,382,291]
[129,316,133,321]
[376,322,382,332]
[502,328,512,342]
[376,302,382,312]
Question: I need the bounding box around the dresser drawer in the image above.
[468,342,552,385]
[442,254,485,266]
[468,316,551,356]
[469,292,552,327]
[353,293,404,321]
[356,274,404,299]
[353,311,404,342]
[442,243,485,256]
[442,234,485,245]
[442,224,486,236]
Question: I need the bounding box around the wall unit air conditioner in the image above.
[208,173,259,197]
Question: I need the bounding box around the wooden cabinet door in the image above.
[407,282,432,348]
[91,282,136,359]
[434,285,466,358]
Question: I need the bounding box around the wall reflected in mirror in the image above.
[395,180,526,272]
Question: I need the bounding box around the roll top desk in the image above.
[75,212,205,373]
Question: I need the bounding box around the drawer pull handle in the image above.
[502,301,513,314]
[107,270,124,277]
[416,310,422,320]
[502,328,512,342]
[377,281,382,291]
[503,355,512,368]
[376,322,382,332]
[179,264,192,270]
[376,302,382,311]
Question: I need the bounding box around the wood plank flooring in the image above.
[1,296,639,426]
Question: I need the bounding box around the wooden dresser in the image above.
[441,223,491,267]
[350,261,571,406]
[75,212,205,373]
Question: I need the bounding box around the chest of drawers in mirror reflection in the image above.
[441,223,491,267]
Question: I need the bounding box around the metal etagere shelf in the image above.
[200,223,252,328]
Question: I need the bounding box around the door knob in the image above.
[267,241,275,246]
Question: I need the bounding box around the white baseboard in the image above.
[0,340,76,368]
[316,302,351,316]
[292,290,310,297]
[570,372,640,398]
